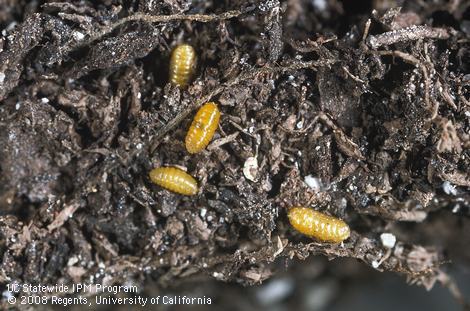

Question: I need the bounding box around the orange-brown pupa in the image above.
[288,207,350,243]
[169,44,196,88]
[185,102,220,154]
[149,167,198,196]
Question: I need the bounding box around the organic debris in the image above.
[0,0,469,309]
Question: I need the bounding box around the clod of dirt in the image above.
[0,0,469,309]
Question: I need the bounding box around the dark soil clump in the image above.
[0,0,469,309]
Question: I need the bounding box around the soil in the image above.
[0,0,469,309]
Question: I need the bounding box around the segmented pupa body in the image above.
[185,102,220,154]
[169,44,196,87]
[149,167,198,196]
[288,207,350,243]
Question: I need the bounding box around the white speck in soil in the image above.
[73,31,85,41]
[243,156,258,182]
[256,278,294,306]
[200,208,207,218]
[442,181,457,196]
[304,175,322,192]
[312,0,327,11]
[380,233,397,249]
[372,260,380,269]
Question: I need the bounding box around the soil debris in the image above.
[0,0,469,309]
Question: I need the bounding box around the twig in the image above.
[362,19,371,42]
[317,112,365,161]
[438,80,458,110]
[227,119,257,139]
[79,10,248,48]
[367,25,451,49]
[47,202,81,232]
[437,270,470,309]
[342,65,366,83]
[207,132,240,151]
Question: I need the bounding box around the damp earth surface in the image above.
[0,0,469,309]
